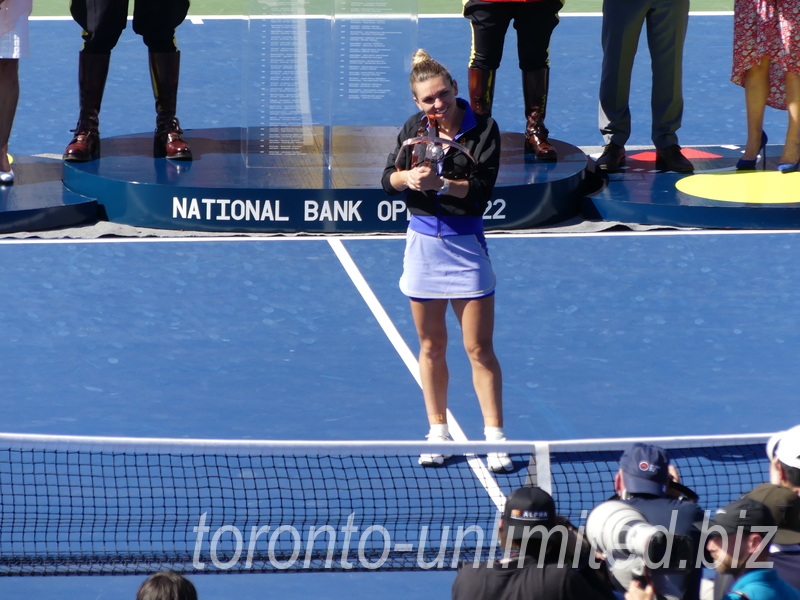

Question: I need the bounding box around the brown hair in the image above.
[136,571,198,600]
[409,49,453,94]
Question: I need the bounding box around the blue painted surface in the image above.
[0,240,423,440]
[1,12,793,600]
[3,233,782,442]
[0,233,794,598]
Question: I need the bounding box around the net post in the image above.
[525,442,552,494]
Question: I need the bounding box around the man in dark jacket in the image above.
[606,443,705,600]
[452,486,615,600]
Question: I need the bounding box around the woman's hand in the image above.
[405,165,442,192]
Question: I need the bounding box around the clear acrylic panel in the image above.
[245,0,416,172]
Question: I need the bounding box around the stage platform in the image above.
[584,145,800,229]
[4,140,800,235]
[0,156,97,234]
[60,127,588,233]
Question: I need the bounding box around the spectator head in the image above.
[136,571,197,600]
[616,443,670,498]
[500,487,568,560]
[766,425,800,489]
[703,498,775,576]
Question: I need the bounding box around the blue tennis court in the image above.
[0,231,792,599]
[1,7,794,600]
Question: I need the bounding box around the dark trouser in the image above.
[69,0,190,54]
[464,0,562,71]
[598,0,689,149]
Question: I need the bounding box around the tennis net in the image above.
[0,432,769,575]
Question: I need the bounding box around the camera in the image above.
[585,501,694,600]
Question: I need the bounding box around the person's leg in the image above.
[740,57,770,161]
[452,295,511,472]
[515,0,561,159]
[599,0,648,146]
[465,3,511,115]
[63,0,125,162]
[646,0,689,150]
[410,299,450,426]
[451,296,502,428]
[780,71,800,166]
[134,0,192,159]
[0,59,20,173]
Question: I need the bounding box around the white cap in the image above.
[768,425,800,469]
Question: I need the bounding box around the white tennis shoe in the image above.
[418,432,453,466]
[486,450,514,473]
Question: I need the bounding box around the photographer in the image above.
[594,443,705,600]
[452,487,616,600]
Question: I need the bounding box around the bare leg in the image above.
[0,59,20,172]
[742,57,769,161]
[451,295,503,428]
[410,299,449,425]
[780,71,800,165]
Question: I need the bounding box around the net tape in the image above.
[0,433,769,575]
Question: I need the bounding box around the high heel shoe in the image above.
[736,131,768,171]
[778,139,800,173]
[0,169,13,185]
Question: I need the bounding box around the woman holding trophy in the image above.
[382,49,510,472]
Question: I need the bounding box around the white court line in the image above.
[28,12,733,21]
[3,227,800,246]
[326,237,508,512]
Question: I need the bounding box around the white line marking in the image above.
[189,16,204,24]
[327,237,507,511]
[27,12,733,21]
[4,228,800,247]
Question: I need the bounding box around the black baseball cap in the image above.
[619,443,670,496]
[503,487,556,540]
[744,484,800,544]
[704,498,776,535]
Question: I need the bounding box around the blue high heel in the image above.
[736,131,768,171]
[778,139,800,173]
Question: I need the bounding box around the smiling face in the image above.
[412,76,459,128]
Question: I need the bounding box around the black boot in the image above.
[150,51,192,161]
[63,52,110,162]
[468,68,496,116]
[522,68,557,161]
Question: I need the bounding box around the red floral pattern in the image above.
[733,0,800,110]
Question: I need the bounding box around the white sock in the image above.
[484,426,506,441]
[429,423,449,438]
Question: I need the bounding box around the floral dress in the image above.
[732,0,800,110]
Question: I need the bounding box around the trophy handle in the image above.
[394,137,478,171]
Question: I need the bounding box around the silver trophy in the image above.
[395,117,478,171]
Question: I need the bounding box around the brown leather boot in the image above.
[63,52,110,162]
[468,68,496,116]
[150,51,192,161]
[522,68,557,161]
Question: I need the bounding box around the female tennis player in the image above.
[381,49,511,472]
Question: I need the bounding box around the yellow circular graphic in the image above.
[676,171,800,204]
